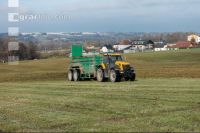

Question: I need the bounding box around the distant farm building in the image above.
[114,40,154,53]
[171,41,194,49]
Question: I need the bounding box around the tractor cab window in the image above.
[110,56,124,62]
[103,55,124,64]
[103,56,115,64]
[103,56,109,63]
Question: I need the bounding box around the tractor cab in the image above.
[103,54,130,71]
[103,54,124,62]
[99,53,135,82]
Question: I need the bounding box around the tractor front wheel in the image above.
[124,77,130,81]
[110,70,121,82]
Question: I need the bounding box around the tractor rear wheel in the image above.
[124,77,130,81]
[73,69,80,81]
[97,68,104,82]
[68,70,73,81]
[130,73,136,81]
[110,70,121,82]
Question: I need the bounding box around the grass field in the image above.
[0,49,200,132]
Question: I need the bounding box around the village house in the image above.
[154,41,168,52]
[101,45,114,53]
[170,41,194,49]
[187,34,200,43]
[113,39,154,53]
[131,40,154,50]
[113,40,132,51]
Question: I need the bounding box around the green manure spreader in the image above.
[68,45,136,82]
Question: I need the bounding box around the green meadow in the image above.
[0,49,200,132]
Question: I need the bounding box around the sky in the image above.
[0,0,200,32]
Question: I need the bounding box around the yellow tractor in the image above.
[96,53,136,82]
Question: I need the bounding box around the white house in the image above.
[154,45,168,52]
[198,38,200,43]
[101,46,109,53]
[100,46,114,53]
[187,34,200,43]
[113,45,131,51]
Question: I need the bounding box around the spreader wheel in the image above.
[68,70,73,81]
[97,68,105,82]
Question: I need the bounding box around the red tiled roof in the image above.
[175,41,193,48]
[119,40,131,45]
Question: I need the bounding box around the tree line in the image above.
[0,38,39,63]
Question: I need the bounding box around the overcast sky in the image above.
[0,0,200,32]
